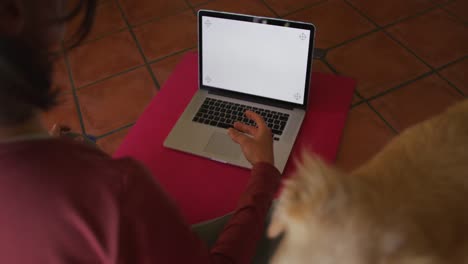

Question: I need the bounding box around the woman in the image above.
[0,0,281,263]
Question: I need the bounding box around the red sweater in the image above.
[0,138,281,263]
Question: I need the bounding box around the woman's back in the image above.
[0,137,280,264]
[0,138,132,263]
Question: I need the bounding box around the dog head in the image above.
[267,152,438,264]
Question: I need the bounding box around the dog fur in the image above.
[268,99,468,264]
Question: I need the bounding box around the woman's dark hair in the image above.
[0,0,97,126]
[58,0,98,50]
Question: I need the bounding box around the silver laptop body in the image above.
[164,10,316,173]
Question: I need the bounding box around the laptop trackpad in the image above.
[204,132,242,160]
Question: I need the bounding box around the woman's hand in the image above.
[228,110,274,166]
[48,124,70,137]
[48,124,86,143]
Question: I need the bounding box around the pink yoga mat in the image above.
[115,53,356,224]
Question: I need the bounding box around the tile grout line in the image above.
[319,56,366,108]
[61,47,88,135]
[380,30,466,96]
[61,0,123,48]
[326,28,380,52]
[96,122,135,140]
[70,0,464,138]
[130,9,192,29]
[74,0,456,64]
[352,90,366,107]
[326,3,438,51]
[280,0,329,18]
[74,46,200,92]
[430,0,456,4]
[77,0,464,96]
[431,0,468,26]
[79,0,433,52]
[366,71,434,102]
[366,101,399,134]
[73,28,128,47]
[113,0,161,90]
[183,0,194,8]
[324,2,439,54]
[113,0,464,100]
[326,2,441,52]
[338,0,466,125]
[76,65,146,91]
[329,53,466,105]
[186,0,217,10]
[434,55,467,72]
[380,5,439,28]
[351,53,467,108]
[75,0,418,69]
[350,98,364,108]
[435,72,467,97]
[439,7,468,26]
[342,0,465,96]
[351,99,366,108]
[147,46,198,65]
[193,0,216,8]
[435,55,466,96]
[54,0,118,136]
[182,0,197,16]
[320,58,339,74]
[354,90,365,100]
[326,30,414,127]
[259,0,281,18]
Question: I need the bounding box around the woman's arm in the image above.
[117,159,280,264]
[118,111,280,264]
[210,162,280,263]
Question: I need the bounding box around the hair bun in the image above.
[0,36,57,125]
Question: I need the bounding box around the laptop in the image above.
[164,10,316,173]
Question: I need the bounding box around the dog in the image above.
[268,99,468,264]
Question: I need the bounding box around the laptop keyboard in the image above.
[192,98,290,139]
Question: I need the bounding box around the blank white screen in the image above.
[202,16,311,104]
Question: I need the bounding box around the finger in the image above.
[267,210,286,239]
[245,110,267,130]
[49,124,59,136]
[60,126,71,133]
[233,122,257,136]
[227,128,249,145]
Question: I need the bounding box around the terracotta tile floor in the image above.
[47,0,467,172]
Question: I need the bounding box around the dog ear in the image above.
[281,151,348,221]
[266,152,332,241]
[387,256,439,264]
[267,207,286,239]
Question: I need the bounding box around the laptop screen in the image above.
[201,15,312,105]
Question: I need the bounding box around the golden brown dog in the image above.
[268,99,468,264]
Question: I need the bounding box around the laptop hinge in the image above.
[208,89,295,110]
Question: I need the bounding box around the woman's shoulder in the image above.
[0,137,151,185]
